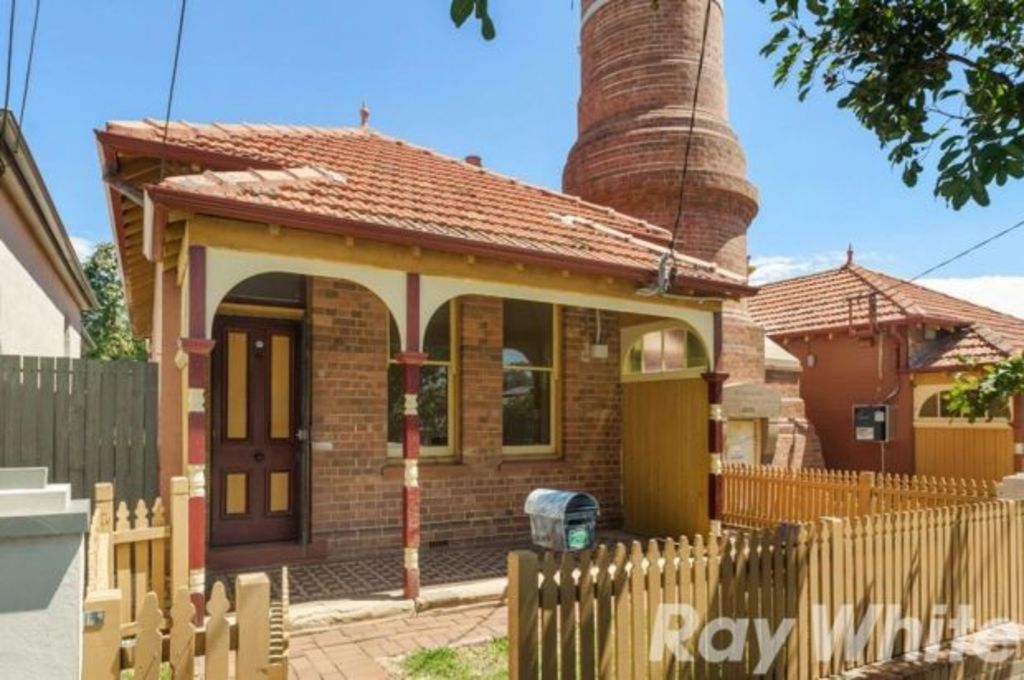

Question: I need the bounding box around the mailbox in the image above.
[524,488,600,551]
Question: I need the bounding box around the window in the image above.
[917,388,1011,422]
[388,302,456,457]
[503,300,559,454]
[622,325,708,377]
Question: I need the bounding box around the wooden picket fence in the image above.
[721,465,998,528]
[87,477,189,627]
[507,500,1024,679]
[0,355,158,504]
[83,571,290,679]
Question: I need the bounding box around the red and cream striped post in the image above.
[703,311,728,536]
[1014,393,1024,473]
[179,245,213,617]
[397,273,427,599]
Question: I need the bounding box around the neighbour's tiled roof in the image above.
[102,120,747,292]
[748,263,1024,368]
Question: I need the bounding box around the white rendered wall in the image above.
[0,533,84,679]
[0,196,83,358]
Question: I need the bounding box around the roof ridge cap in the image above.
[845,264,921,317]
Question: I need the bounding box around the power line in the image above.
[0,0,15,144]
[860,216,1024,304]
[159,0,187,178]
[667,0,713,264]
[13,0,39,154]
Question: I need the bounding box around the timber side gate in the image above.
[0,355,158,504]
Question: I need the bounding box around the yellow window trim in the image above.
[502,304,561,457]
[914,420,1012,430]
[620,366,708,384]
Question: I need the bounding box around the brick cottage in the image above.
[96,0,814,607]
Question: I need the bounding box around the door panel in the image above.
[211,317,302,546]
[621,378,709,538]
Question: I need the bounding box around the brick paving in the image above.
[288,602,508,679]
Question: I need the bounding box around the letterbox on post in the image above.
[524,488,599,551]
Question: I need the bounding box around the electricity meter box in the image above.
[524,488,600,551]
[853,404,891,443]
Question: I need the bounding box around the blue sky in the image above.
[14,1,1024,309]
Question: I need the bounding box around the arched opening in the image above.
[387,300,456,457]
[621,321,709,379]
[618,319,711,538]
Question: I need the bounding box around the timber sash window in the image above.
[502,300,559,455]
[387,301,456,457]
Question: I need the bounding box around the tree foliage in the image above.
[450,0,496,41]
[761,0,1024,209]
[449,1,1024,210]
[947,356,1024,421]
[82,242,147,361]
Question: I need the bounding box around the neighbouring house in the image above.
[0,111,94,357]
[749,249,1024,480]
[94,0,816,606]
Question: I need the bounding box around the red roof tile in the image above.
[101,120,749,294]
[748,263,1024,367]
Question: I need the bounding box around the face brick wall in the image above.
[309,279,623,558]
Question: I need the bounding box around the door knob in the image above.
[253,451,265,462]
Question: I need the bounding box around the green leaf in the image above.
[481,14,496,40]
[450,0,474,27]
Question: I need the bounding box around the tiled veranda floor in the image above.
[208,542,527,603]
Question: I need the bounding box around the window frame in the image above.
[913,384,1013,427]
[501,302,561,457]
[387,301,459,459]
[620,321,710,383]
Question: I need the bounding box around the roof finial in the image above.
[359,101,370,129]
[846,243,854,267]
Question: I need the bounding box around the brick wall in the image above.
[309,279,623,558]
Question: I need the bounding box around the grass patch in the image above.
[402,637,508,679]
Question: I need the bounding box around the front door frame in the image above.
[209,312,307,547]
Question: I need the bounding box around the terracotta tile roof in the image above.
[910,326,1011,369]
[102,120,748,293]
[748,263,1024,367]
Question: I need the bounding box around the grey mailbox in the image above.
[524,488,599,551]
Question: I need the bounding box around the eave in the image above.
[145,184,756,301]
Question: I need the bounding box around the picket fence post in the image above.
[82,589,122,680]
[237,572,272,679]
[169,477,189,602]
[857,471,875,516]
[508,550,539,680]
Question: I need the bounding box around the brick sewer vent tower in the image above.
[564,0,822,466]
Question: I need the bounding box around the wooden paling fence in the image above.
[87,478,189,626]
[721,465,997,528]
[508,500,1024,679]
[0,355,158,504]
[83,572,290,679]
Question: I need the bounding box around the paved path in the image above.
[288,602,508,679]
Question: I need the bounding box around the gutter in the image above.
[144,185,758,300]
[0,112,96,309]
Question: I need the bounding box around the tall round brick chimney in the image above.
[564,0,765,383]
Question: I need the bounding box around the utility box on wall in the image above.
[853,404,892,443]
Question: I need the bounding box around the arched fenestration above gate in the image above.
[620,320,710,382]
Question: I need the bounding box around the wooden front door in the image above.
[211,316,302,546]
